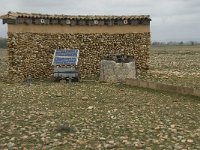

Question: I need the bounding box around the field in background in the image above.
[1,45,200,86]
[145,45,200,89]
[0,47,200,149]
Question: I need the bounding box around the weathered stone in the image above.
[99,60,136,83]
[187,139,193,143]
[56,93,62,97]
[99,137,106,141]
[81,96,88,101]
[7,32,150,82]
[7,142,15,148]
[87,106,94,110]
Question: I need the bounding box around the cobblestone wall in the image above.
[7,32,150,82]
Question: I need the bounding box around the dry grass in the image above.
[0,47,200,149]
[144,45,200,89]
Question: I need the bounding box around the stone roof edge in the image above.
[0,11,151,20]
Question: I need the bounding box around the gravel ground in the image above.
[0,47,200,149]
[0,81,200,149]
[144,45,200,89]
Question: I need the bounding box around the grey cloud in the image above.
[0,0,200,42]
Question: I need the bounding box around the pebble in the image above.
[82,96,88,101]
[177,136,183,139]
[53,139,58,142]
[10,137,15,141]
[45,120,51,124]
[113,109,118,112]
[135,142,145,149]
[56,93,62,97]
[181,139,186,143]
[41,133,46,137]
[155,126,160,130]
[163,135,168,139]
[122,139,128,143]
[50,121,55,125]
[122,139,131,145]
[120,136,128,140]
[97,144,102,148]
[22,135,28,139]
[170,124,176,128]
[108,140,115,144]
[159,145,165,148]
[99,137,106,141]
[41,137,45,142]
[174,144,183,150]
[81,129,90,132]
[87,106,94,110]
[104,144,115,149]
[31,134,36,137]
[187,139,193,143]
[170,128,177,133]
[20,128,26,131]
[7,142,15,148]
[56,133,61,137]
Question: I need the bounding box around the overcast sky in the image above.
[0,0,200,42]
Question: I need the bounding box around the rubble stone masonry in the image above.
[8,32,150,81]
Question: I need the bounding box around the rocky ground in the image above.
[144,45,200,89]
[0,81,200,149]
[0,46,200,149]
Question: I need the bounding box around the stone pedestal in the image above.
[100,60,136,83]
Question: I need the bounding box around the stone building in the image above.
[0,11,151,81]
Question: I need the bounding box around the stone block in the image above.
[100,60,136,83]
[148,82,157,90]
[139,80,148,88]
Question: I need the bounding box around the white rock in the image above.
[146,147,152,150]
[87,106,94,110]
[22,135,28,139]
[82,96,88,101]
[56,133,61,137]
[99,137,106,141]
[181,139,186,143]
[56,92,62,97]
[54,139,58,142]
[41,137,45,142]
[170,124,176,128]
[135,142,145,149]
[81,129,90,132]
[108,140,115,144]
[120,136,128,140]
[170,128,177,133]
[50,121,55,125]
[113,109,118,112]
[7,142,15,148]
[187,139,193,143]
[41,133,46,137]
[155,126,160,130]
[122,139,128,143]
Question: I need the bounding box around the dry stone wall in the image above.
[7,32,150,82]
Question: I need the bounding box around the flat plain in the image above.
[0,47,200,149]
[145,45,200,89]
